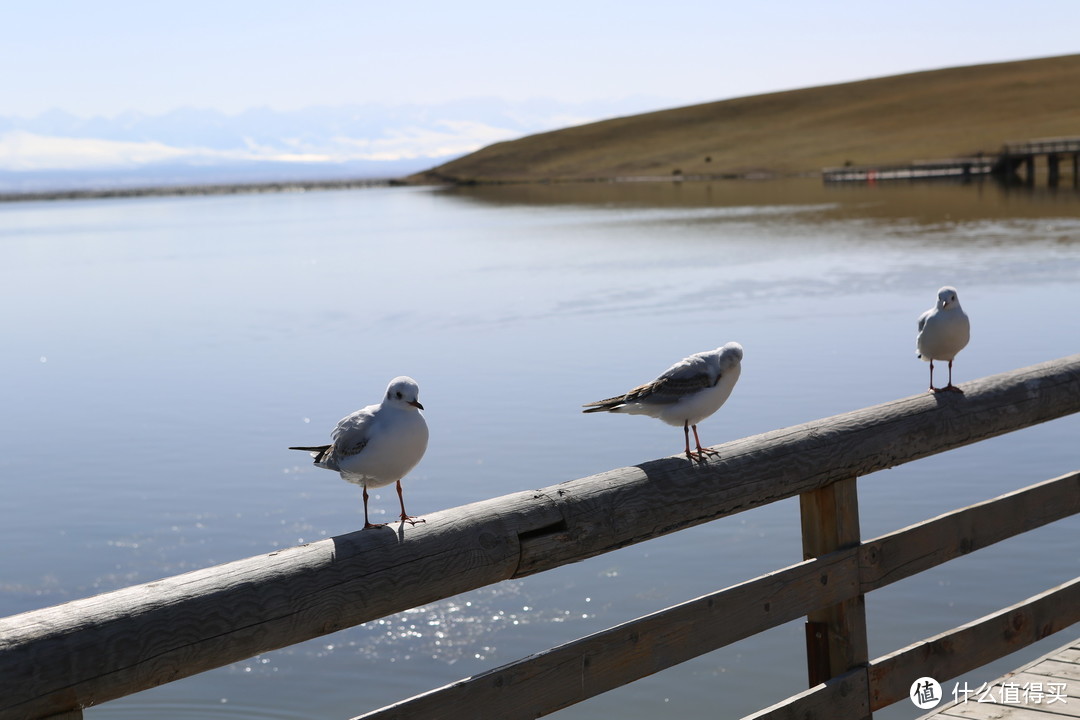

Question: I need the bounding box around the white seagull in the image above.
[916,286,970,393]
[583,342,743,460]
[290,376,429,529]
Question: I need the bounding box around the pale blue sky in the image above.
[5,1,1080,118]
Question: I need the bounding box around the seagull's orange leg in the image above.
[397,480,425,526]
[683,421,718,461]
[942,360,964,393]
[692,424,720,458]
[362,486,386,530]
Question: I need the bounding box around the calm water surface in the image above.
[2,179,1079,719]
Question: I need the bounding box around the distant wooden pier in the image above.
[822,157,995,183]
[823,136,1080,186]
[995,137,1080,186]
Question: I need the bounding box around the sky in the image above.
[5,0,1080,119]
[2,1,1079,183]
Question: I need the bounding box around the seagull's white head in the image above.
[384,376,424,411]
[719,341,744,364]
[936,286,961,310]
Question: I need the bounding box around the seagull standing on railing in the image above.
[917,286,970,393]
[290,376,429,529]
[582,342,743,460]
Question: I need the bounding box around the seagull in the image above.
[583,342,743,460]
[917,286,970,393]
[290,376,429,529]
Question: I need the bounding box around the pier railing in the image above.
[1001,137,1080,156]
[823,135,1080,185]
[2,355,1080,720]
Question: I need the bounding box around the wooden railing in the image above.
[2,355,1080,720]
[822,135,1080,184]
[994,136,1080,186]
[1001,137,1080,155]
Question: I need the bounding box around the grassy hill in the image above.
[411,54,1080,184]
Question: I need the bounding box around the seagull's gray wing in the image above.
[582,353,723,412]
[624,360,717,406]
[322,407,377,464]
[290,405,376,470]
[917,308,932,333]
[333,411,374,449]
[330,434,369,459]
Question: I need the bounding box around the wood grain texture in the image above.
[358,465,1080,720]
[0,491,561,719]
[2,355,1079,719]
[355,472,1080,719]
[516,354,1080,576]
[742,668,870,720]
[860,471,1080,592]
[801,478,869,685]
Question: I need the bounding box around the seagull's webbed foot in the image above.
[930,384,963,394]
[363,521,388,530]
[685,424,719,463]
[686,448,720,464]
[399,514,426,526]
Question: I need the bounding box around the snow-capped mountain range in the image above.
[0,96,670,192]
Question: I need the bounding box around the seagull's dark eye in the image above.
[395,391,403,399]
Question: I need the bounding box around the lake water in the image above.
[2,178,1079,719]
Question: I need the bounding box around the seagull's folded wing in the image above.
[626,371,714,406]
[917,308,932,332]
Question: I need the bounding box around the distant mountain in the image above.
[0,97,671,192]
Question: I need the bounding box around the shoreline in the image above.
[0,177,400,204]
[0,172,816,204]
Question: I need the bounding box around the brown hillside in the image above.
[412,54,1080,183]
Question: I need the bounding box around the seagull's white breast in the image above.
[917,307,970,362]
[657,362,741,427]
[336,407,429,489]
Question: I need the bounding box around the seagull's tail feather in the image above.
[289,444,333,464]
[582,396,627,414]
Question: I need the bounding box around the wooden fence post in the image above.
[800,477,869,691]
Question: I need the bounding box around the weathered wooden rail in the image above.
[2,355,1080,720]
